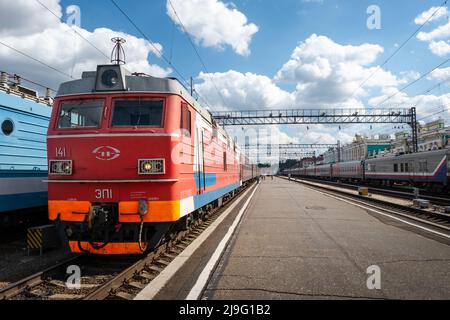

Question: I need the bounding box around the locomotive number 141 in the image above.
[95,189,113,200]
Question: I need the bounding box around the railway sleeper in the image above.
[114,291,134,301]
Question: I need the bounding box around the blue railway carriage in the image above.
[364,149,449,186]
[0,83,52,213]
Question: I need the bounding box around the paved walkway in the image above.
[202,178,450,300]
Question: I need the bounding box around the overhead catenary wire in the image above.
[342,0,448,134]
[35,0,110,62]
[347,0,449,101]
[1,0,126,94]
[370,68,450,132]
[44,0,214,110]
[374,56,450,108]
[167,0,229,109]
[109,0,214,110]
[338,0,449,133]
[0,40,74,80]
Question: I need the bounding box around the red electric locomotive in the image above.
[46,62,259,255]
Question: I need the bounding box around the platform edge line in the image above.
[185,183,260,300]
[133,182,259,300]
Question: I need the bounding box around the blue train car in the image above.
[0,79,52,213]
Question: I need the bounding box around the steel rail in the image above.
[296,177,450,208]
[0,255,81,300]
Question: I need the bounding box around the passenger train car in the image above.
[47,64,259,255]
[285,148,450,189]
[0,73,51,217]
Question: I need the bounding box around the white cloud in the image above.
[196,70,294,110]
[415,6,450,57]
[414,6,448,25]
[0,0,62,37]
[0,0,170,92]
[194,33,448,150]
[410,94,450,122]
[429,40,450,56]
[275,34,403,106]
[166,0,259,56]
[429,66,450,81]
[368,89,450,122]
[417,20,450,42]
[302,0,324,3]
[398,70,421,84]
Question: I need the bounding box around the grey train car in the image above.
[315,164,332,179]
[332,160,364,181]
[365,149,449,186]
[283,148,450,189]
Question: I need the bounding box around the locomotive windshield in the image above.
[57,100,104,129]
[111,99,163,127]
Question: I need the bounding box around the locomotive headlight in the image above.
[101,69,119,88]
[144,163,153,171]
[49,160,73,175]
[139,159,165,175]
[95,65,127,92]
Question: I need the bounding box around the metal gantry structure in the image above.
[278,151,316,158]
[244,144,338,163]
[245,143,339,150]
[213,107,419,153]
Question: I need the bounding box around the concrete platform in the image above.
[146,178,450,300]
[202,178,450,300]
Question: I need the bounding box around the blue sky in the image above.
[58,0,447,96]
[1,0,450,147]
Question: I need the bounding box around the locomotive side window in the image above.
[1,119,14,135]
[180,102,191,136]
[223,152,227,172]
[112,100,163,127]
[57,100,104,129]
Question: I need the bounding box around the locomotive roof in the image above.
[55,64,237,152]
[56,64,214,124]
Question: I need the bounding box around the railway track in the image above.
[0,254,144,300]
[284,177,450,234]
[0,182,255,300]
[296,177,450,207]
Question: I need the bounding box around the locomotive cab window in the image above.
[57,100,104,129]
[112,100,163,127]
